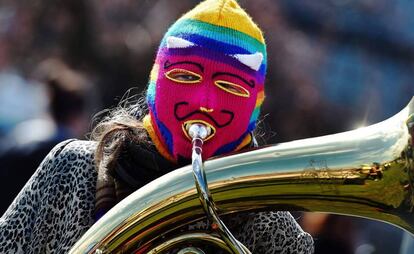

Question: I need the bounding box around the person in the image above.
[0,1,314,253]
[0,58,92,214]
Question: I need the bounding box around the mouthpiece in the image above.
[188,123,210,140]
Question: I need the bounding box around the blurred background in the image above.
[1,0,414,253]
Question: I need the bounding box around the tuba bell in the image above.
[70,97,414,253]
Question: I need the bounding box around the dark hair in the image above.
[90,91,150,172]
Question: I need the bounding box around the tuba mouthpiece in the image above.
[188,123,210,140]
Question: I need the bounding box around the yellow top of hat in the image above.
[180,0,265,43]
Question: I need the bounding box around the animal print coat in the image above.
[0,140,314,253]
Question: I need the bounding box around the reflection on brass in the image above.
[70,97,414,254]
[405,113,414,212]
[177,247,206,254]
[188,124,249,254]
[147,233,230,254]
[301,159,343,194]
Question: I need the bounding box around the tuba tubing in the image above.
[70,97,414,253]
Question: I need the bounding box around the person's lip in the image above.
[182,119,216,141]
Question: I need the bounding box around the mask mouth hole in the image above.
[182,120,216,142]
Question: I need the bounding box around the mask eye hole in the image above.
[215,80,250,98]
[165,69,202,84]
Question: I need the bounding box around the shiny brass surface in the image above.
[70,97,414,254]
[147,233,230,253]
[144,233,251,254]
[190,126,250,254]
[177,247,205,254]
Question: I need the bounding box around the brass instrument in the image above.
[70,97,414,254]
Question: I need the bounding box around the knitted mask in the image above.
[144,0,266,161]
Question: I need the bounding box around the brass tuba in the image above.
[70,97,414,253]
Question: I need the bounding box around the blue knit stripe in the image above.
[164,47,267,80]
[249,108,261,125]
[161,36,267,66]
[247,121,257,133]
[163,19,266,58]
[213,132,249,156]
[155,118,174,155]
[146,80,156,107]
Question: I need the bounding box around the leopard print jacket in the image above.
[0,140,314,253]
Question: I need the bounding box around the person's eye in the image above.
[165,69,202,83]
[215,80,250,98]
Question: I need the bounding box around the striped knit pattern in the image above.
[143,114,175,162]
[146,0,266,159]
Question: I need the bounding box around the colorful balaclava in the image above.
[143,0,266,162]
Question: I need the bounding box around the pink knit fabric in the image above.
[150,52,260,160]
[144,0,267,161]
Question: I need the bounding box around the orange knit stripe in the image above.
[143,115,176,162]
[235,133,252,151]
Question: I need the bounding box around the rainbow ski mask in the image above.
[143,0,266,162]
